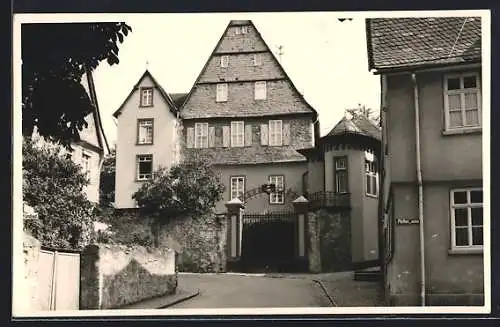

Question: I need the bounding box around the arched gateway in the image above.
[225,183,309,273]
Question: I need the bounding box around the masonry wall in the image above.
[80,244,177,309]
[22,232,42,313]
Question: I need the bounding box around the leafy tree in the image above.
[22,138,96,249]
[22,22,132,149]
[133,159,225,245]
[99,147,116,207]
[346,103,380,126]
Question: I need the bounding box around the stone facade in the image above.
[307,209,352,273]
[80,243,177,309]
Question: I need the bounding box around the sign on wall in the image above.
[396,218,420,225]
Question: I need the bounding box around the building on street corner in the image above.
[366,16,484,306]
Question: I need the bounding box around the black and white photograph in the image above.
[12,9,491,317]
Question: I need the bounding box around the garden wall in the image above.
[80,243,177,309]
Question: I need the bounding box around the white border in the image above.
[12,9,491,317]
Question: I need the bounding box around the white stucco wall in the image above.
[114,75,180,209]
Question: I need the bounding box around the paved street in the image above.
[168,273,332,308]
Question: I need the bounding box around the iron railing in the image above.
[307,191,350,210]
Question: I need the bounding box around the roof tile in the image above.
[367,17,481,71]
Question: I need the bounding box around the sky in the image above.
[90,12,380,148]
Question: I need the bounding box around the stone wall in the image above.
[158,214,228,273]
[22,231,42,312]
[307,209,352,273]
[80,244,177,309]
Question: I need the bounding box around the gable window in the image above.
[137,154,153,180]
[140,88,153,107]
[365,152,378,197]
[268,120,282,146]
[137,119,154,144]
[450,188,483,250]
[194,123,209,148]
[231,121,245,147]
[230,176,245,201]
[220,55,229,68]
[254,81,267,100]
[216,83,228,102]
[235,26,249,35]
[269,175,285,204]
[82,152,91,175]
[444,73,481,131]
[334,157,348,193]
[253,54,262,66]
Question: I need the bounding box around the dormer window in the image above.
[140,88,153,107]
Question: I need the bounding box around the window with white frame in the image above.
[450,188,483,250]
[334,157,348,193]
[137,154,153,180]
[82,152,91,175]
[254,81,267,100]
[216,83,228,102]
[231,121,244,147]
[253,53,262,66]
[365,152,378,197]
[230,176,245,200]
[194,123,209,148]
[235,26,249,35]
[220,55,229,68]
[140,88,153,107]
[269,175,285,204]
[268,120,282,146]
[137,119,154,144]
[444,73,481,130]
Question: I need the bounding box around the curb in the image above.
[158,289,200,308]
[312,279,338,307]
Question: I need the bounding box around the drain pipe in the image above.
[412,73,426,306]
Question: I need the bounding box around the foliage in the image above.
[346,104,380,126]
[99,147,116,206]
[22,138,96,249]
[132,159,225,223]
[22,22,132,149]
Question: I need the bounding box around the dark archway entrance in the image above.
[236,183,306,273]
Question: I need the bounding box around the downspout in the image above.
[411,73,426,306]
[378,74,387,289]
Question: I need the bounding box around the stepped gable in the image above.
[181,20,317,119]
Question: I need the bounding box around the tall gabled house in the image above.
[180,20,319,214]
[113,70,184,209]
[366,17,484,306]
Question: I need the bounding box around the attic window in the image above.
[253,54,262,66]
[220,55,229,68]
[235,26,249,35]
[140,88,153,107]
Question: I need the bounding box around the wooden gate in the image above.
[240,212,301,273]
[37,248,81,311]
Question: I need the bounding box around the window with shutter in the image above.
[230,121,244,147]
[253,54,262,66]
[254,81,267,100]
[268,120,282,146]
[216,83,228,102]
[194,123,209,148]
[220,55,229,68]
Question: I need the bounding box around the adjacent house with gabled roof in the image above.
[113,69,184,209]
[366,17,484,306]
[180,20,319,214]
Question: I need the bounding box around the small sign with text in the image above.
[396,218,420,225]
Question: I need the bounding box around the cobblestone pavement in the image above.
[167,273,332,308]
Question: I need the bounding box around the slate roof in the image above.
[169,93,188,108]
[366,17,482,72]
[326,114,381,141]
[113,70,180,118]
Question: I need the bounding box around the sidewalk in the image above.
[119,288,200,309]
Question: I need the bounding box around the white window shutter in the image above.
[222,126,230,147]
[260,124,268,145]
[208,126,215,148]
[245,124,252,146]
[283,123,291,145]
[186,127,194,149]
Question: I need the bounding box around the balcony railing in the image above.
[307,191,350,210]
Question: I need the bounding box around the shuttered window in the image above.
[254,81,267,100]
[194,123,209,148]
[268,120,282,146]
[216,83,228,102]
